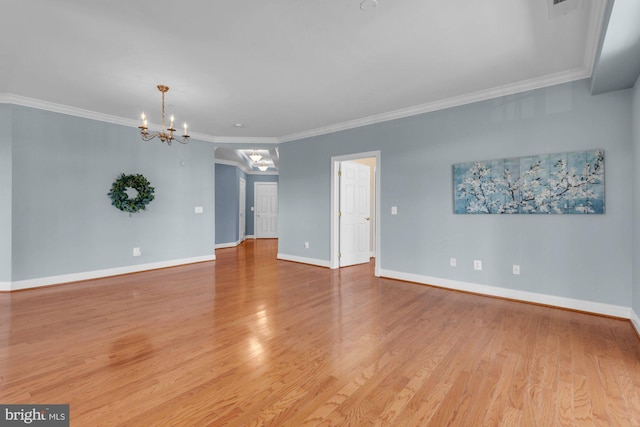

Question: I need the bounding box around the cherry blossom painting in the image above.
[453,150,604,214]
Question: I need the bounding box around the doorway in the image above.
[239,177,246,241]
[255,182,278,238]
[330,151,381,276]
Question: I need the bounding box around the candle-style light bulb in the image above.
[170,114,175,128]
[141,112,146,127]
[184,123,188,135]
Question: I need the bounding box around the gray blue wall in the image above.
[0,105,12,283]
[215,163,243,244]
[279,79,633,307]
[633,75,640,316]
[215,164,279,243]
[6,105,215,282]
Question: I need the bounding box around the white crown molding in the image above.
[4,254,216,292]
[583,0,608,76]
[279,67,590,143]
[189,131,280,144]
[277,253,331,268]
[250,170,279,176]
[0,93,279,145]
[379,268,631,319]
[0,93,140,128]
[0,66,590,146]
[1,64,591,146]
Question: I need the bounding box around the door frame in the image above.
[239,177,246,242]
[254,181,279,238]
[330,150,381,276]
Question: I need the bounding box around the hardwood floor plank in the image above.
[1,239,639,426]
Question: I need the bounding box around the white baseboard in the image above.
[277,253,331,268]
[379,269,631,319]
[245,235,256,239]
[215,239,243,249]
[5,254,216,292]
[215,236,258,249]
[631,310,640,336]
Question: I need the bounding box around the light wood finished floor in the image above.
[1,239,639,426]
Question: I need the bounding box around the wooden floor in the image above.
[1,239,639,426]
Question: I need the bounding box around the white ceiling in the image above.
[2,0,607,146]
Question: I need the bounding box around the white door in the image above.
[339,161,371,267]
[255,182,278,238]
[239,178,246,241]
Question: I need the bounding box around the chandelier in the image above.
[139,85,190,145]
[249,150,262,162]
[257,161,268,172]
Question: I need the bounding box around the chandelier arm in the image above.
[141,132,160,142]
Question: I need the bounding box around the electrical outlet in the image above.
[304,242,309,249]
[133,247,141,257]
[391,206,398,215]
[195,206,203,214]
[450,257,456,267]
[474,260,482,270]
[513,264,520,275]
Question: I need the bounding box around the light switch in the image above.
[195,206,203,214]
[391,206,398,215]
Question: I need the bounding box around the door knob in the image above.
[365,217,370,221]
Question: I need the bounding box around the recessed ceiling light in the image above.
[360,0,378,10]
[233,123,244,127]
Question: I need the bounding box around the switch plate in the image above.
[133,247,141,257]
[391,206,398,215]
[195,206,203,214]
[304,242,309,249]
[474,260,482,270]
[513,264,520,275]
[450,257,456,267]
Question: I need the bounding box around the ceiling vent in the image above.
[548,0,583,19]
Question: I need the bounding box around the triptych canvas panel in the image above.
[453,150,604,214]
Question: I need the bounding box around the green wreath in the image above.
[108,173,155,213]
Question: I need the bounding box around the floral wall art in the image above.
[453,149,604,214]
